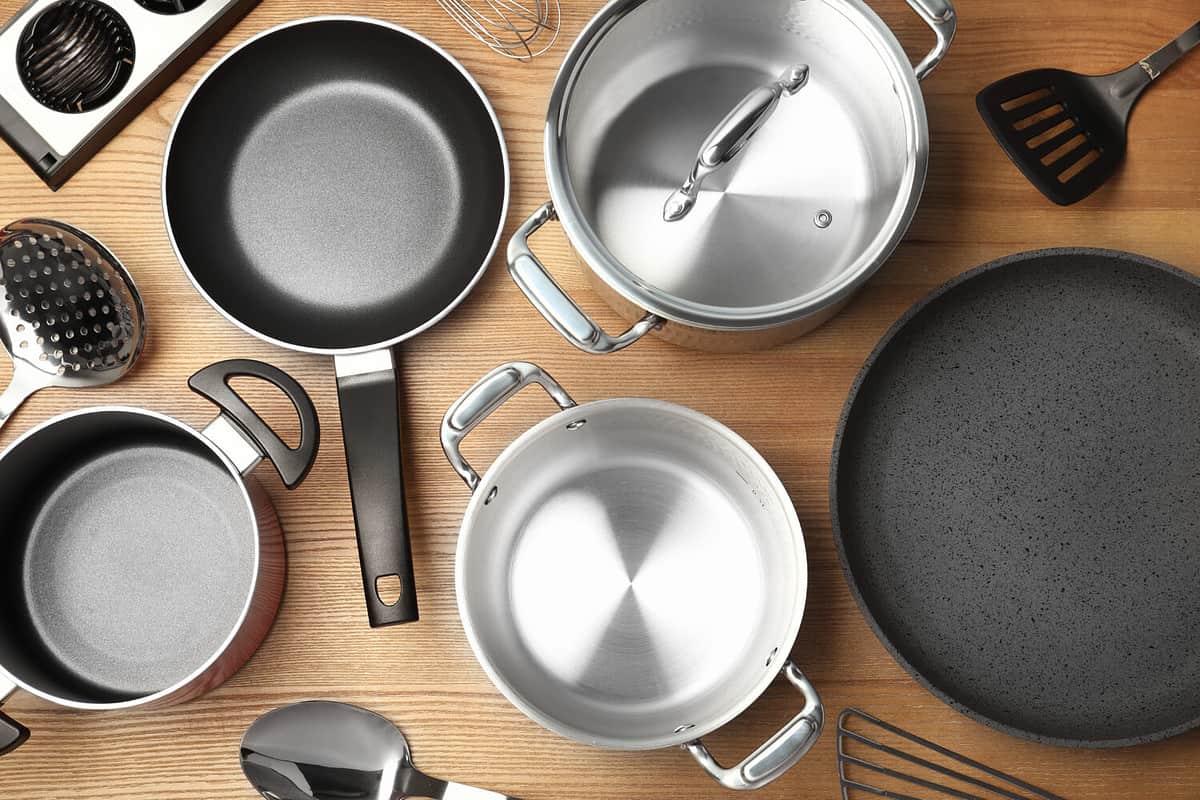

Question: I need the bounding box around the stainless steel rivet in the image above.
[815,209,833,228]
[674,724,695,735]
[566,419,587,431]
[484,486,499,505]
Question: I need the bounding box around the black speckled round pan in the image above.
[832,248,1200,748]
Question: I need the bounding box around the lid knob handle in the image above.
[663,65,810,223]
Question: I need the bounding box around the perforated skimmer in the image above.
[0,219,144,430]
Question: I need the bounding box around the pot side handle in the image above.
[0,675,28,756]
[508,202,661,355]
[441,362,576,492]
[906,0,956,81]
[685,661,824,791]
[189,359,320,489]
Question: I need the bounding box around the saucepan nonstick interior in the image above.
[0,410,258,705]
[163,17,507,352]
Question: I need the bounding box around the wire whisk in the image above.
[437,0,561,61]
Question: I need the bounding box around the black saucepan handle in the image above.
[189,359,320,489]
[334,350,418,626]
[0,710,29,756]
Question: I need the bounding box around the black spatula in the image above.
[977,22,1199,205]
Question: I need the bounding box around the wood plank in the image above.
[0,1,1196,797]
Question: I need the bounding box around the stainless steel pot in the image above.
[509,0,956,353]
[441,362,822,790]
[0,360,318,755]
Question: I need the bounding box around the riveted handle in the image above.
[685,662,824,791]
[508,202,661,355]
[442,362,576,491]
[189,359,320,489]
[906,0,956,80]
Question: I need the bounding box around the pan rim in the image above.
[829,246,1200,748]
[161,15,511,356]
[454,396,809,751]
[0,405,265,710]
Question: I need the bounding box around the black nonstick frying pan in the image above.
[162,17,508,627]
[833,248,1200,747]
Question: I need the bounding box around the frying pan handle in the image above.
[906,0,956,80]
[334,350,419,627]
[508,202,661,355]
[189,359,320,489]
[685,661,823,791]
[0,675,29,756]
[441,362,576,491]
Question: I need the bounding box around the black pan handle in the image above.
[0,675,29,756]
[0,711,28,756]
[189,359,320,489]
[334,350,418,627]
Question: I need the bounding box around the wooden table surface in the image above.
[0,0,1197,797]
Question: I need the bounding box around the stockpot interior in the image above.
[557,0,921,319]
[458,400,806,749]
[0,412,256,704]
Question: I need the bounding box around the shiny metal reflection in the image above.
[241,701,521,800]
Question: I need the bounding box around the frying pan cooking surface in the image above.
[163,19,507,351]
[0,413,256,703]
[833,249,1200,746]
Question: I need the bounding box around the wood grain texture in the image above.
[0,1,1197,797]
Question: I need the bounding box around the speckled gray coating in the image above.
[832,248,1200,748]
[0,412,256,703]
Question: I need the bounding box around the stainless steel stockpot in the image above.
[509,0,956,353]
[441,363,822,790]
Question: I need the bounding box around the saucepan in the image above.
[0,359,318,755]
[509,0,956,353]
[441,362,822,790]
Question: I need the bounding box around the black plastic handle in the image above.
[335,355,419,626]
[189,359,320,489]
[0,710,29,756]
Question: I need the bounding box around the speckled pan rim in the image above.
[829,246,1200,749]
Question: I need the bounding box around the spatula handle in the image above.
[1138,21,1199,82]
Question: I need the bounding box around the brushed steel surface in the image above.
[449,372,809,752]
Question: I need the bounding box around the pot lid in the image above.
[546,0,933,329]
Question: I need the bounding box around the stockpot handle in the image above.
[508,202,662,355]
[441,362,576,491]
[907,0,956,80]
[0,675,28,756]
[685,661,824,791]
[189,359,320,489]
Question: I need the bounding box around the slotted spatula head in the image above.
[977,22,1200,205]
[977,67,1138,205]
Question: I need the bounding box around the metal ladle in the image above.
[0,219,144,430]
[241,701,523,800]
